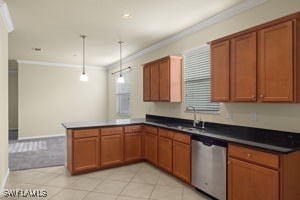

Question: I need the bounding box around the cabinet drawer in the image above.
[124,125,142,133]
[228,144,279,169]
[159,128,174,139]
[101,127,123,136]
[73,129,99,139]
[144,125,158,135]
[173,132,190,144]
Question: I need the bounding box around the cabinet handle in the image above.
[247,153,252,158]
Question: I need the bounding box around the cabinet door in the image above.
[144,132,158,165]
[101,134,123,167]
[258,21,294,102]
[150,62,160,101]
[158,136,172,173]
[143,64,151,101]
[211,40,230,102]
[228,158,279,200]
[173,141,190,183]
[125,133,142,162]
[231,32,257,102]
[73,137,99,172]
[159,59,170,101]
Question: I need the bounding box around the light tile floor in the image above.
[1,162,212,200]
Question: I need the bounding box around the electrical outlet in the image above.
[250,112,257,121]
[226,112,232,119]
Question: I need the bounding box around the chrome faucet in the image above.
[187,106,199,127]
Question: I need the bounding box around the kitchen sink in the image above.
[167,124,204,134]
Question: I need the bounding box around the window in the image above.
[115,72,130,116]
[183,45,219,112]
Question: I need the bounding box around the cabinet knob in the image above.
[247,153,252,158]
[228,161,231,165]
[251,95,256,100]
[260,94,264,98]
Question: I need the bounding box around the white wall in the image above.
[0,10,9,192]
[108,0,300,133]
[18,64,108,138]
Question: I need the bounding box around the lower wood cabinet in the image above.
[144,132,158,165]
[173,140,191,183]
[67,128,100,174]
[67,125,190,184]
[73,137,100,173]
[228,157,279,200]
[124,126,142,162]
[101,134,124,167]
[228,144,300,200]
[158,135,173,173]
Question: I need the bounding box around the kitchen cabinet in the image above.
[228,144,300,200]
[67,129,100,174]
[143,56,182,102]
[258,21,294,102]
[210,12,300,103]
[124,125,142,162]
[158,128,174,173]
[211,40,230,102]
[173,132,191,183]
[228,157,279,200]
[231,32,257,102]
[143,126,158,165]
[100,127,124,167]
[143,65,151,101]
[150,62,160,101]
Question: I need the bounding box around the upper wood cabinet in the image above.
[211,40,230,102]
[258,21,294,102]
[143,56,182,102]
[143,65,151,101]
[210,12,300,103]
[231,32,257,102]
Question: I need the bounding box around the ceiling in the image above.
[7,0,244,67]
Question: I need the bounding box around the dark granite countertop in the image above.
[62,115,300,154]
[62,118,145,129]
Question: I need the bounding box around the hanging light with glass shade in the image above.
[80,35,88,82]
[117,41,125,83]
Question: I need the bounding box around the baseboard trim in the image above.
[0,168,10,194]
[18,134,64,140]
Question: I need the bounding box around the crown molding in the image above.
[17,60,106,70]
[0,0,14,32]
[106,0,266,69]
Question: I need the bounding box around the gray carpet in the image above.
[9,136,65,171]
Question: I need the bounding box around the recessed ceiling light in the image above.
[32,47,42,52]
[122,13,133,19]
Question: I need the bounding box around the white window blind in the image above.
[184,45,219,112]
[115,72,130,115]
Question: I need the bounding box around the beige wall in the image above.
[0,13,9,192]
[19,64,108,138]
[108,0,300,133]
[8,60,18,129]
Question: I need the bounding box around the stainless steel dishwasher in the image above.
[192,135,227,200]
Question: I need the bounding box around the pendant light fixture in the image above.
[80,35,88,82]
[117,41,125,83]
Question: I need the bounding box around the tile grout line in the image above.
[115,163,145,199]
